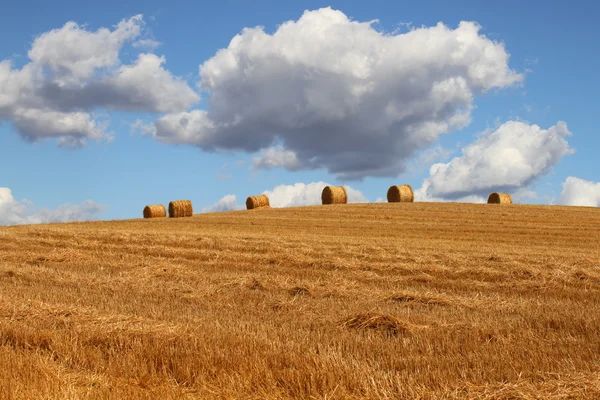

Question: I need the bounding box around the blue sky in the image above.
[1,0,599,224]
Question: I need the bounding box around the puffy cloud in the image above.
[11,108,109,146]
[151,7,522,179]
[28,15,143,84]
[0,187,106,226]
[42,53,199,113]
[263,181,366,208]
[202,194,240,213]
[559,177,600,207]
[0,16,198,145]
[417,121,573,200]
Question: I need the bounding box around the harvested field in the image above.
[0,202,599,399]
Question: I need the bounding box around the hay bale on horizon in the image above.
[246,194,270,210]
[143,204,166,218]
[168,200,193,218]
[487,193,513,204]
[387,185,414,203]
[322,186,347,205]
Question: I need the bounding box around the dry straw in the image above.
[322,186,347,205]
[168,200,193,218]
[340,312,409,337]
[387,185,414,203]
[246,194,270,210]
[143,204,166,219]
[487,193,513,205]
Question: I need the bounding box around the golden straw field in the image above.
[1,202,600,399]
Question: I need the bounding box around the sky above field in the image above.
[1,0,599,224]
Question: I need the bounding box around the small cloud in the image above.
[202,194,241,213]
[0,187,106,226]
[132,39,161,50]
[201,181,369,213]
[131,119,156,136]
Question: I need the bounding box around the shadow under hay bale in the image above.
[143,204,166,218]
[488,193,513,204]
[168,200,193,218]
[341,312,409,337]
[322,186,347,205]
[246,194,270,210]
[387,185,414,203]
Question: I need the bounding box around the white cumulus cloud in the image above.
[150,7,522,179]
[203,181,367,212]
[416,121,574,201]
[28,15,143,84]
[202,194,241,213]
[0,187,106,226]
[263,181,366,208]
[559,177,600,207]
[0,15,198,146]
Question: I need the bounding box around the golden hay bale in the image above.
[387,185,414,203]
[246,194,270,210]
[143,204,166,218]
[168,200,193,218]
[487,193,513,205]
[321,186,347,205]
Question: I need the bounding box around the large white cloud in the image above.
[0,187,106,226]
[150,7,522,179]
[202,181,367,212]
[559,177,600,207]
[0,16,198,146]
[416,121,574,200]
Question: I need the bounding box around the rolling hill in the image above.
[1,202,599,399]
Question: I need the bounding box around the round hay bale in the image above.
[246,194,270,210]
[143,204,166,218]
[168,200,193,218]
[322,186,347,205]
[487,193,513,204]
[387,185,414,203]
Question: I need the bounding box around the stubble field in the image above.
[0,202,599,399]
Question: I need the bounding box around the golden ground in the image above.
[0,202,599,399]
